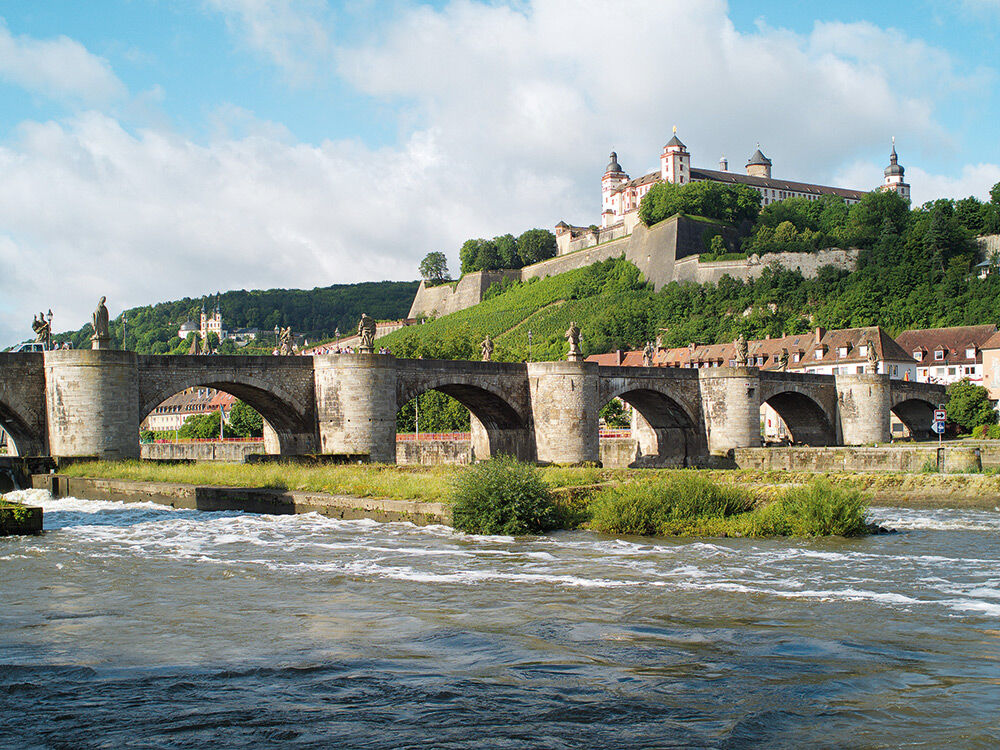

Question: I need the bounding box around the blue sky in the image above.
[1,0,999,346]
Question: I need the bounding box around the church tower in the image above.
[660,127,690,185]
[882,138,910,202]
[601,151,627,228]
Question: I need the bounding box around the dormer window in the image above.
[934,349,945,361]
[913,350,923,361]
[966,347,977,359]
[838,346,849,358]
[793,352,801,363]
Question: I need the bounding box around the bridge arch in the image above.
[891,397,937,440]
[0,399,44,456]
[397,376,533,461]
[761,390,837,446]
[139,374,315,455]
[599,383,703,467]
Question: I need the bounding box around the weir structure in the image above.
[0,350,945,465]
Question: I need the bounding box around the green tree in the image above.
[516,229,557,265]
[639,180,761,228]
[946,379,997,433]
[600,398,630,428]
[495,234,519,269]
[228,399,264,437]
[419,251,450,284]
[178,411,222,440]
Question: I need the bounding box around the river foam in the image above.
[2,492,999,747]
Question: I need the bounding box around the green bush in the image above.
[742,480,870,537]
[588,473,753,535]
[449,456,561,535]
[588,475,869,538]
[971,423,1000,439]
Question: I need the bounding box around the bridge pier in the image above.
[44,350,140,460]
[314,354,397,462]
[699,367,761,455]
[526,361,598,464]
[835,373,891,445]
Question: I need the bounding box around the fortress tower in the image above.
[882,138,911,202]
[745,146,772,179]
[601,151,628,228]
[660,127,690,185]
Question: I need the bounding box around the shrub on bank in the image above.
[738,480,870,537]
[588,473,753,535]
[449,456,561,535]
[588,475,870,538]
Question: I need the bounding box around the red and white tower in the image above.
[601,151,628,228]
[660,127,690,185]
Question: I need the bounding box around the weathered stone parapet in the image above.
[835,373,890,445]
[527,361,599,464]
[698,366,761,455]
[44,349,140,460]
[313,353,397,463]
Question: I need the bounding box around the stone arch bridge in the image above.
[0,350,945,465]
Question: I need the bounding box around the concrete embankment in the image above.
[0,502,42,535]
[32,475,449,526]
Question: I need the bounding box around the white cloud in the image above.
[2,0,998,347]
[205,0,331,82]
[0,112,571,346]
[0,19,126,105]
[337,0,969,194]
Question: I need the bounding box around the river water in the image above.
[1,490,998,749]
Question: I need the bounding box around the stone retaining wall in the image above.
[33,474,448,526]
[140,441,263,462]
[396,440,472,466]
[734,445,988,474]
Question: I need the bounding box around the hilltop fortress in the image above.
[409,132,908,319]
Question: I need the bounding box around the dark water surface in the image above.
[1,489,999,749]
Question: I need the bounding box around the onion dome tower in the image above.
[601,150,628,227]
[882,137,911,202]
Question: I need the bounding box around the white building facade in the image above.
[595,130,910,232]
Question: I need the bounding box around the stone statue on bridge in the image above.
[91,296,111,350]
[867,338,879,372]
[188,335,201,355]
[31,312,51,350]
[480,334,494,362]
[279,327,295,356]
[358,313,376,354]
[643,341,655,367]
[778,348,789,371]
[565,321,582,362]
[734,334,748,367]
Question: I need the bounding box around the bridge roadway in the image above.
[0,350,945,465]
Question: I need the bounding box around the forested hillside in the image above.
[381,187,1000,360]
[50,281,419,354]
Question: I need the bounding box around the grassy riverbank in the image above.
[59,460,1000,508]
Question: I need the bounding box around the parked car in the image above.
[9,341,46,353]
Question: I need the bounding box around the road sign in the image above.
[931,421,946,434]
[934,409,947,422]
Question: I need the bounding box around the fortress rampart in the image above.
[408,215,858,319]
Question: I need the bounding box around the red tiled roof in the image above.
[896,325,997,365]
